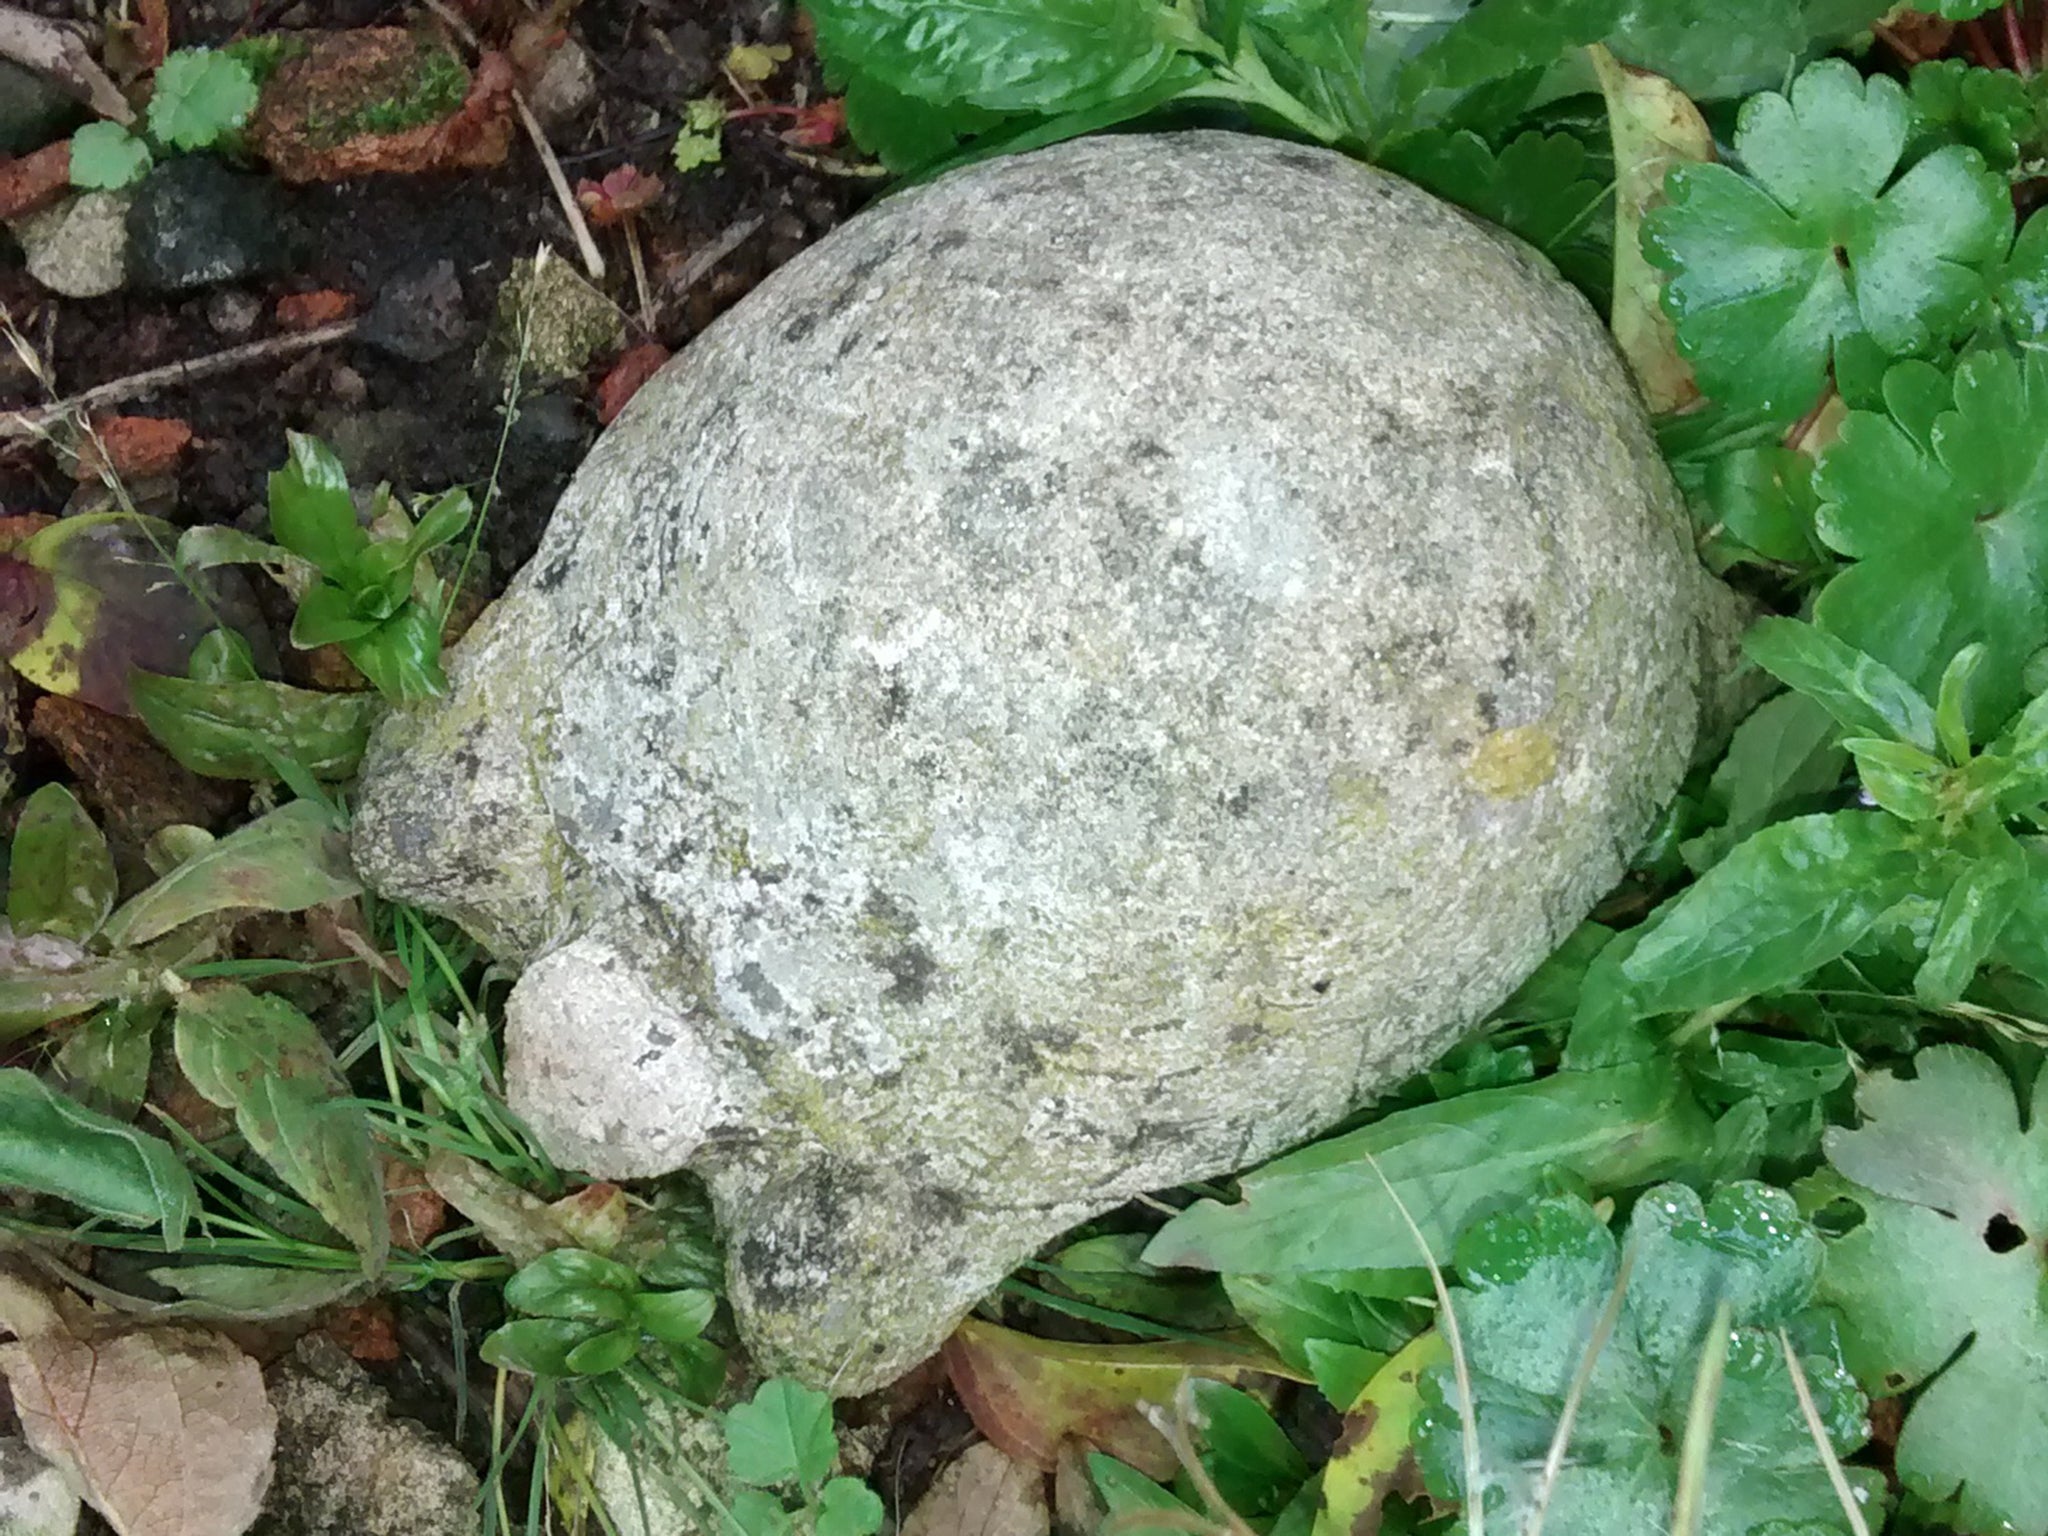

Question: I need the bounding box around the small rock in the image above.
[206,287,264,338]
[360,260,468,362]
[329,362,370,407]
[278,288,358,330]
[488,250,625,384]
[0,141,74,222]
[127,156,294,292]
[259,1335,480,1536]
[72,415,193,480]
[10,190,131,298]
[527,38,597,136]
[902,1443,1047,1536]
[314,406,427,487]
[0,60,84,156]
[0,1436,80,1536]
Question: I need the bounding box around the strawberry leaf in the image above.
[1643,59,2012,416]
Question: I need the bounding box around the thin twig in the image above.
[1526,1239,1637,1536]
[0,5,133,121]
[624,217,655,333]
[1670,1300,1734,1536]
[418,0,606,281]
[2008,1,2035,73]
[0,320,360,440]
[671,215,765,294]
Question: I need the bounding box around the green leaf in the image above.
[1994,207,2048,341]
[147,48,260,151]
[1188,1379,1308,1516]
[1812,347,2048,721]
[1413,1184,1875,1536]
[341,602,450,703]
[8,783,115,942]
[724,1490,794,1536]
[1385,128,1612,297]
[1843,737,1944,822]
[1144,1061,1715,1273]
[101,798,360,949]
[815,1477,885,1536]
[504,1248,640,1322]
[50,1000,158,1118]
[564,1325,642,1376]
[724,1377,837,1490]
[68,122,153,189]
[480,1316,599,1378]
[1619,811,1922,1016]
[807,0,1179,116]
[1907,59,2039,170]
[0,1069,195,1243]
[1690,1034,1851,1109]
[1680,692,1847,874]
[144,1263,361,1318]
[1819,1046,2048,1536]
[1936,643,1987,764]
[633,1286,717,1343]
[1604,0,1890,104]
[0,937,139,1043]
[1915,831,2027,1007]
[1743,616,1938,752]
[1643,59,2012,416]
[290,581,380,648]
[131,670,381,782]
[1089,1452,1197,1517]
[173,982,387,1272]
[1034,1231,1236,1329]
[1415,0,1627,87]
[407,488,473,555]
[267,432,368,576]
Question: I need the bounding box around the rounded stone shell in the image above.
[352,130,1724,1390]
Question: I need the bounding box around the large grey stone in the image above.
[353,130,1733,1392]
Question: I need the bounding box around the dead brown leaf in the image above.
[0,1271,277,1536]
[901,1441,1049,1536]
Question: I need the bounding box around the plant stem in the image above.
[2008,1,2034,73]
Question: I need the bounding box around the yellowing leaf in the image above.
[174,982,388,1274]
[7,783,115,942]
[0,1272,276,1536]
[1591,43,1713,414]
[941,1317,1294,1476]
[1312,1330,1445,1536]
[101,799,359,949]
[726,42,793,81]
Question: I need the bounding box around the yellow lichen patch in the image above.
[1466,723,1558,800]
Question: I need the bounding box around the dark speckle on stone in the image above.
[881,943,938,1006]
[930,229,969,252]
[783,311,818,343]
[737,961,787,1015]
[1311,978,1332,995]
[534,557,570,592]
[880,672,910,727]
[1222,783,1253,818]
[1129,437,1170,462]
[1477,692,1501,728]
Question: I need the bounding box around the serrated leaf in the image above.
[1605,0,1890,103]
[1145,1062,1714,1274]
[102,798,359,949]
[173,981,387,1273]
[0,1068,195,1241]
[1819,1045,2048,1535]
[1386,127,1612,297]
[1908,60,2039,170]
[8,783,115,942]
[68,121,153,189]
[147,48,259,151]
[1412,1186,1875,1536]
[724,1377,837,1489]
[806,0,1177,117]
[1619,811,1922,1016]
[1643,59,2012,416]
[1812,347,2048,722]
[1416,0,1628,88]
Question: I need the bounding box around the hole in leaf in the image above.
[1984,1213,2026,1253]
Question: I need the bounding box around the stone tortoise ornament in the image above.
[352,129,1742,1393]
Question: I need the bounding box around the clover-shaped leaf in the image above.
[724,1378,836,1490]
[1644,58,2011,415]
[1414,1184,1877,1536]
[1819,1045,2048,1536]
[1812,347,2048,719]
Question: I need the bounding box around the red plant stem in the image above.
[1964,17,2005,67]
[2007,1,2034,74]
[724,104,805,122]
